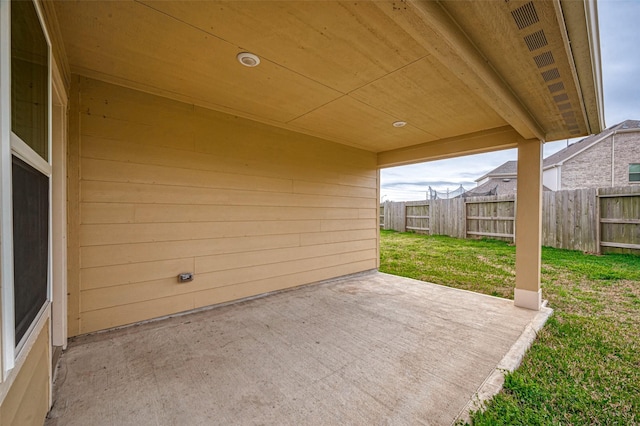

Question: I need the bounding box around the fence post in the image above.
[513,194,517,243]
[385,201,389,230]
[595,188,601,254]
[463,199,468,239]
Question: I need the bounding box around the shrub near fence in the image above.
[380,186,640,254]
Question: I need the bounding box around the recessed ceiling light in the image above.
[393,121,407,128]
[237,52,260,67]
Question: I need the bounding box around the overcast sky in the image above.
[380,0,640,202]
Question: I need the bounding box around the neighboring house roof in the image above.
[543,119,640,169]
[468,176,551,197]
[475,160,518,182]
[470,177,517,195]
[474,119,640,190]
[472,159,554,196]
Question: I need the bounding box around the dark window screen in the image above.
[11,0,49,161]
[12,155,49,345]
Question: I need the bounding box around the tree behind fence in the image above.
[380,186,640,254]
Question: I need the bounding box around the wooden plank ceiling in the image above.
[54,0,602,162]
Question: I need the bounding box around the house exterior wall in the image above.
[68,76,379,335]
[613,131,640,187]
[542,166,559,191]
[559,131,640,190]
[560,136,612,189]
[0,320,50,426]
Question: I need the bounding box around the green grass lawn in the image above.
[379,230,640,425]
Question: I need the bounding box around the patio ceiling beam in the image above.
[375,0,545,142]
[377,126,526,168]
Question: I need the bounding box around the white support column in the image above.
[514,139,543,310]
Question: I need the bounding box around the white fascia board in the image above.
[584,0,605,131]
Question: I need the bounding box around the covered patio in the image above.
[0,1,602,424]
[46,272,551,425]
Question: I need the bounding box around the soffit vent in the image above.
[507,2,581,138]
[541,68,561,82]
[511,2,539,30]
[533,51,555,68]
[548,82,565,93]
[523,30,548,51]
[553,93,569,103]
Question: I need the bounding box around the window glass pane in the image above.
[629,164,640,173]
[11,0,49,161]
[12,156,49,345]
[630,174,640,182]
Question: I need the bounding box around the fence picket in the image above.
[380,186,639,254]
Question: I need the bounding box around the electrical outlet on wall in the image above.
[178,273,194,283]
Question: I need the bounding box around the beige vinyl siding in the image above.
[69,76,378,335]
[0,321,50,426]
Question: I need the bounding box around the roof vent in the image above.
[523,30,548,51]
[533,51,555,68]
[541,68,561,82]
[553,93,569,103]
[511,2,539,30]
[548,82,565,93]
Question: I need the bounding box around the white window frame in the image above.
[629,163,640,184]
[0,0,52,375]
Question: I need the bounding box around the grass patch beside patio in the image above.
[379,230,640,425]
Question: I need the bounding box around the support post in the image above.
[514,139,543,310]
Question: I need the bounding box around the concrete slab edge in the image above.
[377,271,540,307]
[453,303,554,425]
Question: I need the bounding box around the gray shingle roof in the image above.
[473,120,639,187]
[469,177,551,196]
[474,160,518,182]
[544,119,640,167]
[471,177,517,195]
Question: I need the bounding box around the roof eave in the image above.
[475,172,518,183]
[559,0,605,134]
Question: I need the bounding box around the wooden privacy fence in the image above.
[380,186,640,254]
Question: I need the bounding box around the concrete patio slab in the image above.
[46,271,551,426]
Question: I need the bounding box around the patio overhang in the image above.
[53,0,604,162]
[46,0,605,326]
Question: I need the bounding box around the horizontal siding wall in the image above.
[70,76,378,334]
[0,320,50,426]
